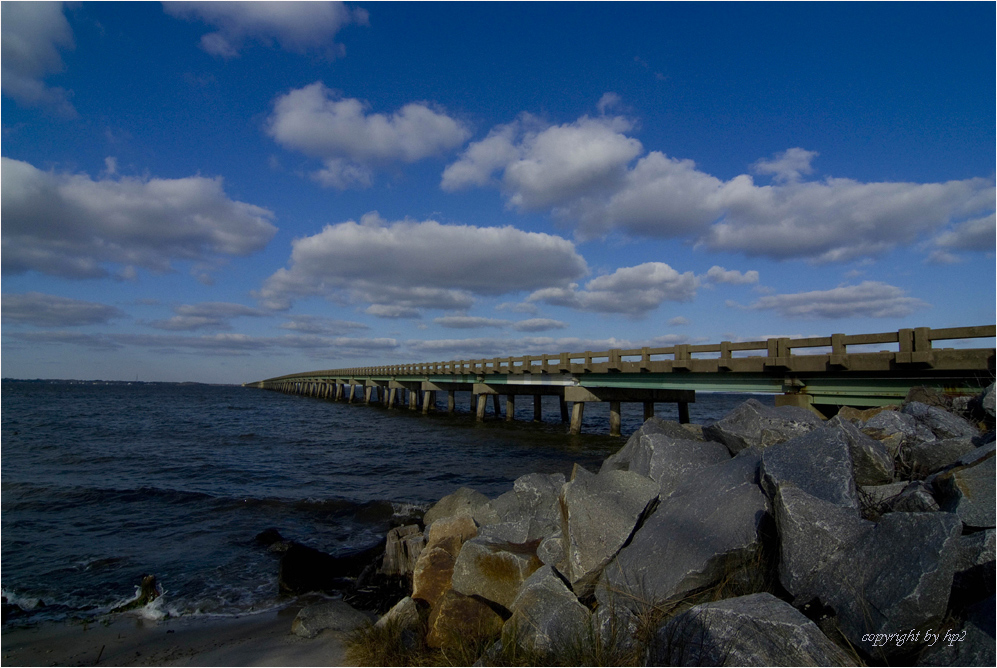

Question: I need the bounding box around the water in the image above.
[0,380,772,625]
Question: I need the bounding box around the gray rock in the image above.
[984,383,996,419]
[560,465,658,596]
[537,530,564,568]
[889,481,940,513]
[907,437,979,476]
[597,451,770,611]
[483,473,566,543]
[859,481,907,508]
[591,601,640,659]
[379,524,424,577]
[424,486,500,527]
[903,401,979,440]
[933,443,996,529]
[761,423,861,509]
[451,536,543,610]
[827,415,895,485]
[954,529,995,573]
[702,398,822,455]
[374,596,422,649]
[646,592,856,667]
[502,565,592,655]
[862,410,936,450]
[291,600,370,639]
[775,485,962,659]
[603,432,730,499]
[917,596,996,666]
[478,519,531,544]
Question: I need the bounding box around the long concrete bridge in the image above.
[246,325,995,435]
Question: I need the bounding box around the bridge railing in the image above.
[260,325,995,383]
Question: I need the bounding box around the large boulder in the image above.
[602,431,730,499]
[761,423,861,509]
[291,600,370,639]
[826,415,895,485]
[702,398,822,455]
[481,473,566,543]
[425,588,504,650]
[775,485,962,659]
[559,465,659,596]
[917,596,996,667]
[902,401,979,440]
[862,410,936,457]
[602,417,706,472]
[374,596,422,650]
[597,451,770,612]
[451,536,543,610]
[423,486,499,527]
[501,565,592,656]
[932,443,996,529]
[908,437,980,477]
[646,592,857,666]
[411,514,478,607]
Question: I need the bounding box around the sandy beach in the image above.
[1,605,350,667]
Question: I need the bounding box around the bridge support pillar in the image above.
[569,402,585,435]
[408,390,418,410]
[643,401,654,421]
[492,394,500,417]
[533,395,542,422]
[364,386,373,405]
[387,387,396,409]
[448,390,456,414]
[609,401,621,437]
[476,394,487,421]
[678,401,690,424]
[559,396,569,423]
[506,395,515,421]
[422,390,434,414]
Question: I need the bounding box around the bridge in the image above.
[246,325,995,435]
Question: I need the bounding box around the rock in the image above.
[905,386,953,410]
[291,600,370,639]
[379,524,424,578]
[932,443,996,529]
[862,410,936,451]
[826,415,895,485]
[591,601,640,659]
[602,431,730,499]
[425,514,478,554]
[837,405,895,423]
[761,423,861,509]
[647,592,857,667]
[775,485,962,659]
[984,383,996,420]
[412,547,457,608]
[110,575,161,613]
[597,451,770,612]
[451,536,543,610]
[903,401,979,440]
[559,465,659,596]
[702,398,822,455]
[917,596,996,666]
[908,437,980,477]
[537,530,564,568]
[860,481,907,506]
[426,588,504,650]
[888,481,940,513]
[423,486,499,528]
[482,473,566,543]
[951,529,996,610]
[502,565,592,656]
[279,541,384,595]
[374,596,422,649]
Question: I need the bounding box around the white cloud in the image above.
[268,82,471,189]
[668,316,689,326]
[746,281,930,319]
[596,92,622,115]
[146,302,268,331]
[365,305,422,319]
[443,114,642,210]
[0,1,76,116]
[751,148,819,183]
[279,315,368,335]
[705,266,759,285]
[496,301,540,315]
[434,316,511,329]
[256,212,588,314]
[1,157,278,279]
[447,111,995,262]
[927,213,996,263]
[528,262,698,317]
[164,1,368,58]
[511,318,568,332]
[2,292,126,327]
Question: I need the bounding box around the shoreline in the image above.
[1,605,350,667]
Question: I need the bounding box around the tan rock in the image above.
[451,537,543,610]
[838,405,896,422]
[425,514,478,555]
[412,547,456,607]
[426,588,504,649]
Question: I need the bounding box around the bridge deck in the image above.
[247,325,995,435]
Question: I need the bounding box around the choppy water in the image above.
[1,380,772,625]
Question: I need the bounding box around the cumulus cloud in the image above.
[705,266,759,285]
[446,112,995,262]
[268,82,471,188]
[146,302,268,331]
[164,1,368,58]
[0,1,76,116]
[746,281,930,319]
[406,333,693,360]
[1,157,278,279]
[279,315,368,335]
[926,213,996,263]
[511,318,568,332]
[2,292,126,327]
[442,114,642,210]
[256,212,588,314]
[668,316,690,326]
[528,262,698,317]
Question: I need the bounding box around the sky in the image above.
[1,1,994,385]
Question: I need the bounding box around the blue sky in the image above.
[2,1,994,384]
